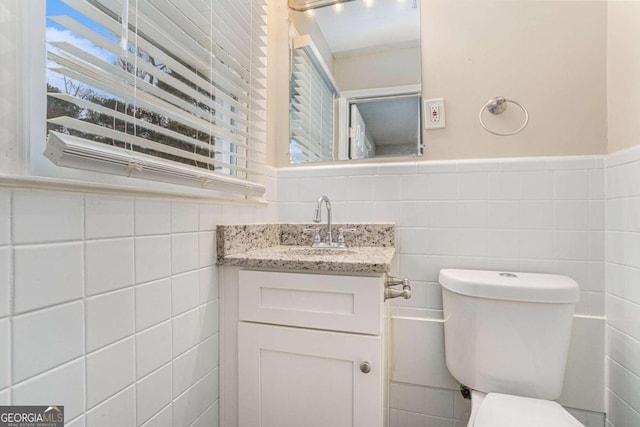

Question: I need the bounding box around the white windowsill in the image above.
[0,174,268,204]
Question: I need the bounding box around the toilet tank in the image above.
[439,269,579,401]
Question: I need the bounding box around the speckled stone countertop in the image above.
[217,224,395,273]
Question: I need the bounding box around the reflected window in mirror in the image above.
[290,37,339,163]
[288,0,422,164]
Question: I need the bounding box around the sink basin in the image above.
[283,247,357,256]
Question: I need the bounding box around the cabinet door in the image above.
[238,322,382,427]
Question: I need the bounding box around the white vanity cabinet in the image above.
[236,270,386,427]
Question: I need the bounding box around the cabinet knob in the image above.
[360,361,371,374]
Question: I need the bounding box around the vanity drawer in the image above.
[239,270,384,335]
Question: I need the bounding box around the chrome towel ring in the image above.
[479,96,529,136]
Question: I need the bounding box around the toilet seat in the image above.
[474,393,583,427]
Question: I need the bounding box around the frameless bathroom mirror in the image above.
[289,0,423,164]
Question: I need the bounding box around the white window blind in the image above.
[45,0,267,197]
[289,37,337,163]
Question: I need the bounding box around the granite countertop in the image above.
[216,224,396,273]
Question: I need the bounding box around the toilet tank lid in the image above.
[439,269,579,303]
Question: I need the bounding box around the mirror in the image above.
[289,0,422,164]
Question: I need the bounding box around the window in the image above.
[289,35,337,164]
[44,0,267,197]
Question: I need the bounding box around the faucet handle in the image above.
[337,228,356,244]
[303,227,321,244]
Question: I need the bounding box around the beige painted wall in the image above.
[421,0,607,160]
[272,0,608,167]
[334,46,421,91]
[607,1,640,154]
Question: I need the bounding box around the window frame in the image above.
[18,0,266,200]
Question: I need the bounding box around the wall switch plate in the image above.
[424,98,446,129]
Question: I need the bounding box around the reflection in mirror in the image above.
[349,95,422,159]
[289,0,422,164]
[288,0,356,11]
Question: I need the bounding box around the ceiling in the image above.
[312,0,420,55]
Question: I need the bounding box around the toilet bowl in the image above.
[468,390,583,427]
[438,269,582,427]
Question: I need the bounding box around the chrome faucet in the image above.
[313,195,333,245]
[304,195,355,248]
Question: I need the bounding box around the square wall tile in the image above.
[0,319,8,389]
[172,346,200,399]
[136,363,172,425]
[374,175,402,201]
[12,359,85,420]
[553,170,589,200]
[520,201,553,230]
[171,233,199,274]
[140,404,172,427]
[86,337,134,408]
[199,300,219,341]
[0,189,9,245]
[172,271,199,316]
[86,386,135,427]
[86,289,134,352]
[66,414,85,427]
[554,200,590,230]
[519,230,553,259]
[135,279,171,332]
[457,173,488,200]
[14,242,83,314]
[554,231,590,260]
[520,171,553,200]
[171,202,199,233]
[172,370,218,426]
[172,309,201,357]
[199,267,218,304]
[198,232,216,268]
[425,174,458,200]
[135,199,170,236]
[198,203,221,231]
[190,401,218,427]
[12,302,83,382]
[488,201,520,229]
[136,321,172,379]
[389,382,427,413]
[488,173,520,200]
[0,247,9,317]
[399,228,428,255]
[13,190,83,244]
[135,236,171,284]
[85,195,133,239]
[85,238,134,296]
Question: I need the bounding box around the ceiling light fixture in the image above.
[288,0,356,12]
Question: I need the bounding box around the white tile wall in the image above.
[86,337,135,408]
[279,156,605,317]
[85,238,135,296]
[0,180,275,427]
[279,156,607,425]
[606,145,640,427]
[85,195,134,239]
[12,190,83,244]
[13,242,83,313]
[135,279,172,332]
[12,302,84,382]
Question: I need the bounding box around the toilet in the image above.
[439,269,583,427]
